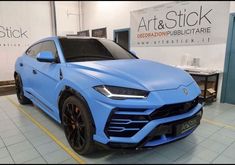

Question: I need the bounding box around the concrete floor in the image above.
[0,95,235,164]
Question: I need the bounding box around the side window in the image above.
[40,41,60,63]
[26,43,42,58]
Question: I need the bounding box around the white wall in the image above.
[0,1,53,81]
[82,1,235,101]
[55,1,80,36]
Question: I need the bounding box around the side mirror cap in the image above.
[36,51,55,63]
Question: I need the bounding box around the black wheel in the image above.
[62,96,95,155]
[15,74,31,105]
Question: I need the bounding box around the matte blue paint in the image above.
[36,51,55,63]
[15,36,202,147]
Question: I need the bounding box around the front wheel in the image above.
[15,74,31,105]
[62,96,95,155]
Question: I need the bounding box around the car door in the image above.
[31,40,61,114]
[21,43,42,96]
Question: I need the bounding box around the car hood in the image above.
[67,59,194,91]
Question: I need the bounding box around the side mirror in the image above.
[36,51,55,63]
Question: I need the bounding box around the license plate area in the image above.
[174,115,201,136]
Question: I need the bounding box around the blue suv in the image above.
[15,36,203,155]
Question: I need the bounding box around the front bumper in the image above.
[83,82,202,148]
[107,108,202,149]
[105,103,202,147]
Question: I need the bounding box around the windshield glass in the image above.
[59,38,137,62]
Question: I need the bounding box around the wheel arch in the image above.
[58,86,96,133]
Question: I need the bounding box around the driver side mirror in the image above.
[36,51,55,63]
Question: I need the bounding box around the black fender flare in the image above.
[58,86,96,134]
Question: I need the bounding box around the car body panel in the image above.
[83,81,201,144]
[68,59,194,91]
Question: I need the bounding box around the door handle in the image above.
[20,63,23,67]
[32,69,37,75]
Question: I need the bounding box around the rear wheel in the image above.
[62,96,95,155]
[15,74,31,105]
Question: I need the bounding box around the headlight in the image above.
[93,85,149,100]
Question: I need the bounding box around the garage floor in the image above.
[0,95,235,164]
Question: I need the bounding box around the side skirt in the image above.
[24,90,61,123]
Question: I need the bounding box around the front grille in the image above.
[105,97,199,138]
[150,97,198,120]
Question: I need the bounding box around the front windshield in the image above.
[59,38,137,62]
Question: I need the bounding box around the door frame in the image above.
[113,28,130,50]
[221,13,235,103]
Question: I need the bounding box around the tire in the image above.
[61,96,95,155]
[15,74,31,105]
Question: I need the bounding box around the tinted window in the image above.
[59,38,137,62]
[26,43,42,58]
[40,41,60,63]
[26,41,59,62]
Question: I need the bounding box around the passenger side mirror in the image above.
[36,51,55,63]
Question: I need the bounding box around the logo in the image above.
[183,88,189,95]
[0,26,28,39]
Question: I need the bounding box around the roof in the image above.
[30,36,110,47]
